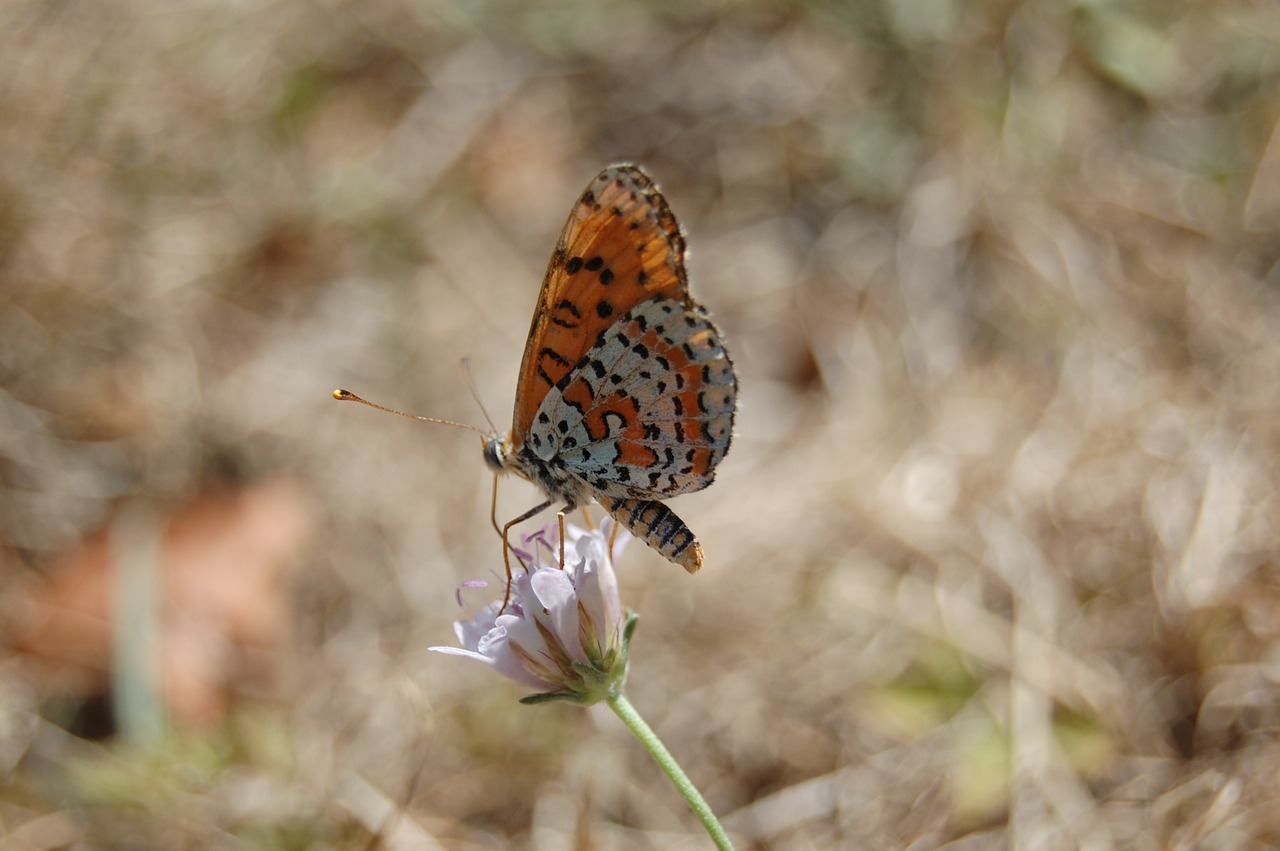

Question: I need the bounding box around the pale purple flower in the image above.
[430,522,636,704]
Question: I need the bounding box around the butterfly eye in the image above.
[482,436,508,472]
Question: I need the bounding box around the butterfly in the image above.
[483,164,738,572]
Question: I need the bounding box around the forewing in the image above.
[512,164,689,440]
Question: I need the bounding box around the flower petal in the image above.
[573,533,622,655]
[530,567,588,665]
[428,634,550,690]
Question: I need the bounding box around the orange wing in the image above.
[512,164,689,440]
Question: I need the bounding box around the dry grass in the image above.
[3,1,1280,848]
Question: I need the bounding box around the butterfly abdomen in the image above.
[597,494,703,573]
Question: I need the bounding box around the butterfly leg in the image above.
[489,474,504,546]
[596,495,704,573]
[557,510,567,569]
[491,475,529,570]
[500,498,555,611]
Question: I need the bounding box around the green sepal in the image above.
[519,690,590,706]
[622,612,639,650]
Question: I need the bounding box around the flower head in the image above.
[430,522,636,705]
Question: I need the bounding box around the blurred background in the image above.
[2,0,1279,847]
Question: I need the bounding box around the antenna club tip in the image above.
[333,388,355,401]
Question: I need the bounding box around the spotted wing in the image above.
[525,295,737,499]
[512,164,689,442]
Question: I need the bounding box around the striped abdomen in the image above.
[596,494,703,573]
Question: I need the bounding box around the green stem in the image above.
[607,693,736,850]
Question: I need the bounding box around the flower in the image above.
[430,522,637,705]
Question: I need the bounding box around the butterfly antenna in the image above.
[459,357,498,433]
[332,389,487,435]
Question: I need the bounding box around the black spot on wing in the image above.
[540,347,572,367]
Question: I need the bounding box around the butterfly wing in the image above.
[511,164,689,440]
[527,294,736,498]
[507,164,738,572]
